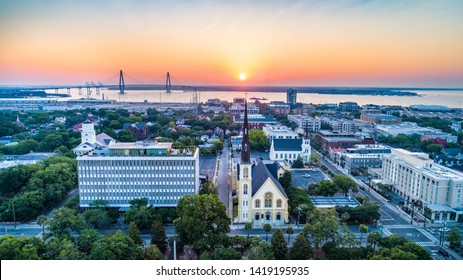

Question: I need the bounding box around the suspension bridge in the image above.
[13,70,200,101]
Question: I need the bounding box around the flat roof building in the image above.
[288,115,321,132]
[75,123,199,209]
[382,149,463,223]
[360,113,401,125]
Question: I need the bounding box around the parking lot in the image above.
[291,169,326,189]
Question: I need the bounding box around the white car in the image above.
[304,174,311,178]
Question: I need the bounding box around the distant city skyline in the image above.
[1,0,463,87]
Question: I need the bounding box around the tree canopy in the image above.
[174,194,230,252]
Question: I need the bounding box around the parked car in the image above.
[438,247,450,257]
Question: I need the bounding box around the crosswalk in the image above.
[384,224,414,229]
[415,241,436,247]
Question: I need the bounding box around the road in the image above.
[314,149,461,259]
[216,141,231,218]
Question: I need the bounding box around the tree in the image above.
[36,215,48,237]
[308,180,339,196]
[124,199,159,229]
[249,130,270,152]
[90,231,142,260]
[446,228,462,251]
[78,228,100,254]
[359,224,368,245]
[244,222,253,239]
[117,130,137,142]
[0,235,45,260]
[336,223,359,249]
[271,228,287,260]
[332,174,358,196]
[150,220,168,253]
[400,242,432,260]
[128,222,143,246]
[47,207,84,238]
[9,190,45,221]
[426,143,443,154]
[211,140,224,152]
[54,239,83,260]
[199,181,218,196]
[174,194,230,251]
[340,212,350,223]
[366,231,381,250]
[289,233,312,260]
[310,153,320,167]
[278,171,292,191]
[145,244,163,260]
[336,203,380,223]
[38,134,65,152]
[214,247,242,260]
[292,157,304,168]
[303,208,339,248]
[378,234,408,249]
[263,224,272,243]
[81,208,111,229]
[286,227,294,244]
[0,164,40,196]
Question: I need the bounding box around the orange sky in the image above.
[0,0,462,87]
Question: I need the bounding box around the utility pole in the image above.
[11,200,16,229]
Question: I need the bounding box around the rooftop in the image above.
[109,141,173,150]
[362,113,399,120]
[310,196,361,208]
[273,138,303,151]
[235,114,276,123]
[16,152,56,161]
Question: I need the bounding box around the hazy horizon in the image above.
[1,0,463,87]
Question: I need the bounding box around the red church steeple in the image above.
[241,98,251,163]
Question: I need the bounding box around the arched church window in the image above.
[243,184,248,195]
[276,199,282,208]
[265,193,272,208]
[255,199,260,208]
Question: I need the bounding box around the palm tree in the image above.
[286,227,294,244]
[263,224,272,243]
[244,222,253,239]
[36,215,48,238]
[366,231,381,250]
[359,224,368,246]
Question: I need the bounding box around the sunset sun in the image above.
[239,73,247,81]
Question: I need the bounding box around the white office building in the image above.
[288,115,321,132]
[318,116,356,133]
[382,149,463,223]
[77,140,200,209]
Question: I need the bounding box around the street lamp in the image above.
[9,200,16,229]
[410,202,415,225]
[423,203,427,228]
[439,220,447,247]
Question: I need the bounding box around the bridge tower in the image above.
[166,72,171,93]
[119,70,125,94]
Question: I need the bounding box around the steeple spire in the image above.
[304,126,309,139]
[241,98,251,163]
